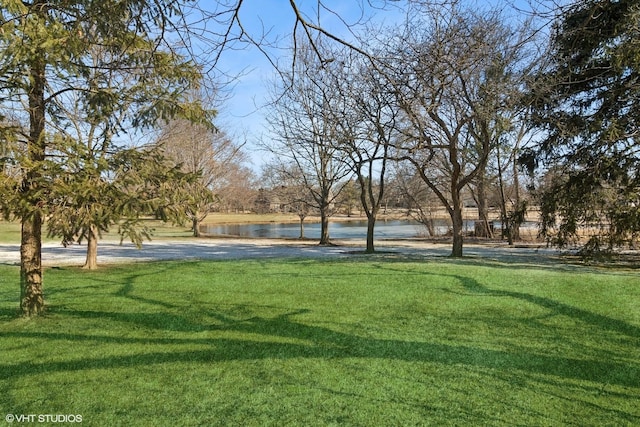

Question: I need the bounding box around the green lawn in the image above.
[0,257,638,426]
[0,221,22,244]
[0,219,193,244]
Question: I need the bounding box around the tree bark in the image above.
[83,225,99,270]
[451,207,464,257]
[365,212,376,254]
[20,213,44,316]
[496,144,513,245]
[192,217,201,237]
[298,214,305,239]
[511,143,521,242]
[475,169,493,238]
[319,205,331,245]
[450,187,465,258]
[20,46,46,316]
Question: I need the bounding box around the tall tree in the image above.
[44,39,210,268]
[527,0,640,252]
[212,162,257,214]
[493,119,536,244]
[332,48,398,253]
[392,163,443,237]
[386,4,526,256]
[0,0,211,315]
[264,40,352,245]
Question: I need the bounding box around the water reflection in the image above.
[200,219,470,239]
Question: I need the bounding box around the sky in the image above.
[210,0,406,170]
[209,0,549,172]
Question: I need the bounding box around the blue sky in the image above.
[210,0,548,171]
[211,1,405,170]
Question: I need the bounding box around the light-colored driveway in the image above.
[0,238,560,267]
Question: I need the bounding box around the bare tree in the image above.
[215,163,258,214]
[384,3,536,257]
[193,1,404,73]
[158,119,249,236]
[261,162,315,238]
[492,118,540,244]
[331,48,399,253]
[263,40,352,245]
[392,163,442,237]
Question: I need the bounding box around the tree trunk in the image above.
[20,214,44,316]
[505,216,514,246]
[512,146,521,242]
[495,144,512,245]
[20,48,46,316]
[475,170,493,238]
[319,206,331,245]
[83,225,99,270]
[365,213,376,254]
[192,217,201,237]
[299,215,305,239]
[425,217,435,237]
[450,192,464,257]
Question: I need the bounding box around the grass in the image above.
[202,212,304,224]
[0,221,23,244]
[0,256,639,426]
[0,214,304,244]
[0,219,195,244]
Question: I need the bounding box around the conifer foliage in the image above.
[0,0,212,315]
[529,0,640,251]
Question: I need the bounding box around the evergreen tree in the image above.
[0,0,211,315]
[528,0,640,251]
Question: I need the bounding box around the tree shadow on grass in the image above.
[2,259,638,426]
[0,307,18,320]
[372,261,640,339]
[1,303,639,391]
[454,274,640,338]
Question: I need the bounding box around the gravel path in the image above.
[0,238,561,267]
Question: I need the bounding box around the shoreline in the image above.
[200,208,524,225]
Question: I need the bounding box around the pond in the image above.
[200,219,474,240]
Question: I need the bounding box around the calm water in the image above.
[200,219,472,239]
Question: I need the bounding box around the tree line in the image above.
[1,0,638,316]
[261,0,640,256]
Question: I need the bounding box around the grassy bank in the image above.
[202,212,304,224]
[1,257,638,425]
[0,219,195,244]
[0,214,316,244]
